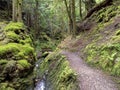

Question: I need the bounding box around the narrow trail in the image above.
[61,51,118,90]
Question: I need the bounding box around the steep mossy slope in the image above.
[39,49,79,90]
[84,2,120,76]
[68,1,120,76]
[0,22,36,90]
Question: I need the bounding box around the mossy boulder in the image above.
[3,22,33,45]
[0,22,36,90]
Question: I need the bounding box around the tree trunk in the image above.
[71,0,76,36]
[7,0,11,19]
[17,0,23,22]
[79,0,82,20]
[63,0,72,34]
[12,0,22,22]
[34,0,40,39]
[12,0,17,22]
[69,0,73,33]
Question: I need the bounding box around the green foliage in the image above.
[35,32,59,51]
[115,29,120,36]
[40,49,79,90]
[81,2,120,76]
[112,62,120,76]
[85,41,120,75]
[92,5,120,23]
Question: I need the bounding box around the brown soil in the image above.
[62,51,118,90]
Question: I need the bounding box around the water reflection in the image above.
[34,79,45,90]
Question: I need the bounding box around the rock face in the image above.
[0,22,36,90]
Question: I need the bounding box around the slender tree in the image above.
[34,0,40,39]
[12,0,17,21]
[63,0,76,35]
[63,0,72,33]
[71,0,76,35]
[79,0,82,20]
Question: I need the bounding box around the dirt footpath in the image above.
[62,51,118,90]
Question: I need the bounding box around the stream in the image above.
[34,79,45,90]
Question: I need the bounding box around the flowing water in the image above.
[33,60,46,90]
[34,79,46,90]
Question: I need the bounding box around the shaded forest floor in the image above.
[62,50,118,90]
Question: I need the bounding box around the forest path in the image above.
[61,50,118,90]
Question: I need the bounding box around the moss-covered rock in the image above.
[0,22,36,90]
[39,49,79,90]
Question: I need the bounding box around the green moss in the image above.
[4,22,33,46]
[0,22,35,90]
[3,60,16,73]
[0,60,8,65]
[23,44,34,54]
[0,83,15,90]
[15,44,35,61]
[4,22,25,32]
[6,31,20,41]
[17,60,31,70]
[0,42,35,61]
[20,37,32,45]
[0,43,20,57]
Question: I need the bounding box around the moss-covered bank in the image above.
[39,49,79,90]
[0,22,36,90]
[83,1,120,76]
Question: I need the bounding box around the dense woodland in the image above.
[1,0,120,90]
